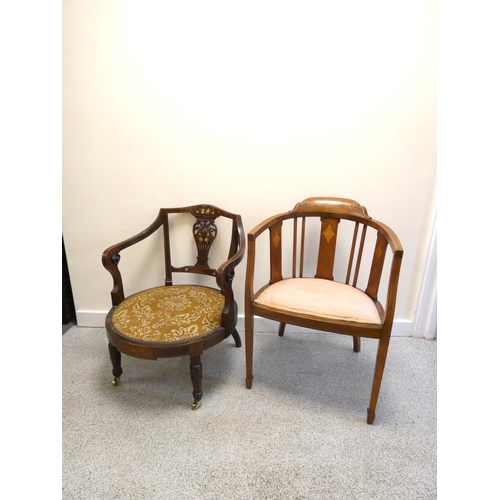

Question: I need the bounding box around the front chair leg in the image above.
[367,336,390,424]
[190,354,203,410]
[108,343,123,386]
[245,313,254,389]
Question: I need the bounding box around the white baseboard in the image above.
[76,311,107,328]
[391,319,413,337]
[412,208,437,340]
[76,311,413,337]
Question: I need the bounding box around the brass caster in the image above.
[191,400,201,410]
[111,377,120,387]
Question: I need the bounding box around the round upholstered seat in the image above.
[110,285,225,344]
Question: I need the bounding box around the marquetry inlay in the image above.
[272,232,281,247]
[195,207,217,216]
[194,220,217,244]
[322,224,335,243]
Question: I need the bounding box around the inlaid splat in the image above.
[192,210,219,268]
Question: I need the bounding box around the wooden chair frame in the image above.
[244,198,403,423]
[102,204,245,409]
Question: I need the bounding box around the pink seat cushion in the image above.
[255,278,381,325]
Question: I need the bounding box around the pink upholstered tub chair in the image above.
[244,197,403,424]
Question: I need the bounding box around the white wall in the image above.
[62,0,436,335]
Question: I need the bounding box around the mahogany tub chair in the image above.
[244,197,403,423]
[102,204,245,410]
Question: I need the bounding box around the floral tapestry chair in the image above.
[102,204,245,410]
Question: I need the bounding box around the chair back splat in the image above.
[244,197,403,424]
[102,204,245,410]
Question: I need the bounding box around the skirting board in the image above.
[76,311,413,337]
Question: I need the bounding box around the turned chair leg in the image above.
[108,343,123,386]
[278,322,286,337]
[367,336,390,424]
[232,329,242,348]
[190,354,203,410]
[353,336,361,353]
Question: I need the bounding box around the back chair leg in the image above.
[108,343,123,386]
[189,354,203,410]
[245,314,254,389]
[353,336,361,353]
[278,322,286,337]
[232,329,242,348]
[367,336,391,424]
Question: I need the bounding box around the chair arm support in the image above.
[216,251,244,290]
[216,219,246,302]
[102,213,164,306]
[373,220,403,326]
[245,214,287,303]
[380,249,404,327]
[372,219,404,255]
[244,233,258,305]
[247,212,290,240]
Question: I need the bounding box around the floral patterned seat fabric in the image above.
[111,285,224,344]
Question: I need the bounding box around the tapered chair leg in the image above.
[190,354,203,410]
[367,336,391,424]
[278,322,286,337]
[353,336,361,353]
[245,313,254,389]
[108,343,123,386]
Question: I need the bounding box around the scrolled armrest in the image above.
[215,217,245,328]
[216,216,246,294]
[102,213,164,306]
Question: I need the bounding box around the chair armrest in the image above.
[216,216,246,296]
[370,218,403,325]
[102,213,164,306]
[247,212,290,240]
[210,216,245,329]
[379,246,404,327]
[245,212,291,301]
[369,218,403,255]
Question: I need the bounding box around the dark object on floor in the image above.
[62,238,76,327]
